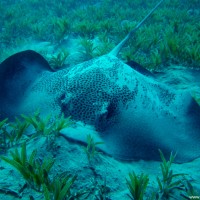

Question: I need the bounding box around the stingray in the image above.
[1,0,200,163]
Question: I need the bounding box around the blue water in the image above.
[0,0,200,199]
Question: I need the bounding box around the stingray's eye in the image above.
[95,102,118,132]
[106,102,117,120]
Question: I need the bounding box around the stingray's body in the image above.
[0,0,200,163]
[1,50,200,163]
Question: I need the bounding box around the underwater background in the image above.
[0,0,200,199]
[1,0,200,69]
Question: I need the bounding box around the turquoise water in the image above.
[0,0,200,199]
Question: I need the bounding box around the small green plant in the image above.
[181,179,199,198]
[185,45,200,64]
[150,49,162,69]
[21,111,72,137]
[21,110,52,136]
[49,50,69,70]
[21,111,73,151]
[0,118,9,151]
[0,118,8,129]
[120,20,137,36]
[98,19,115,34]
[191,92,200,106]
[95,38,115,56]
[4,118,29,146]
[83,134,103,162]
[121,46,136,62]
[0,117,29,150]
[0,142,54,191]
[52,17,70,42]
[31,23,48,40]
[165,34,180,57]
[1,142,77,198]
[74,20,98,38]
[125,150,195,200]
[156,150,186,200]
[79,38,97,60]
[159,42,170,64]
[126,171,149,200]
[43,172,77,200]
[0,112,72,152]
[53,114,73,135]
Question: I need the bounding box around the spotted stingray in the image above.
[0,0,200,163]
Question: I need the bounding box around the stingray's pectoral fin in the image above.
[0,50,53,119]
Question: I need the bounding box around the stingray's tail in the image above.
[108,0,164,57]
